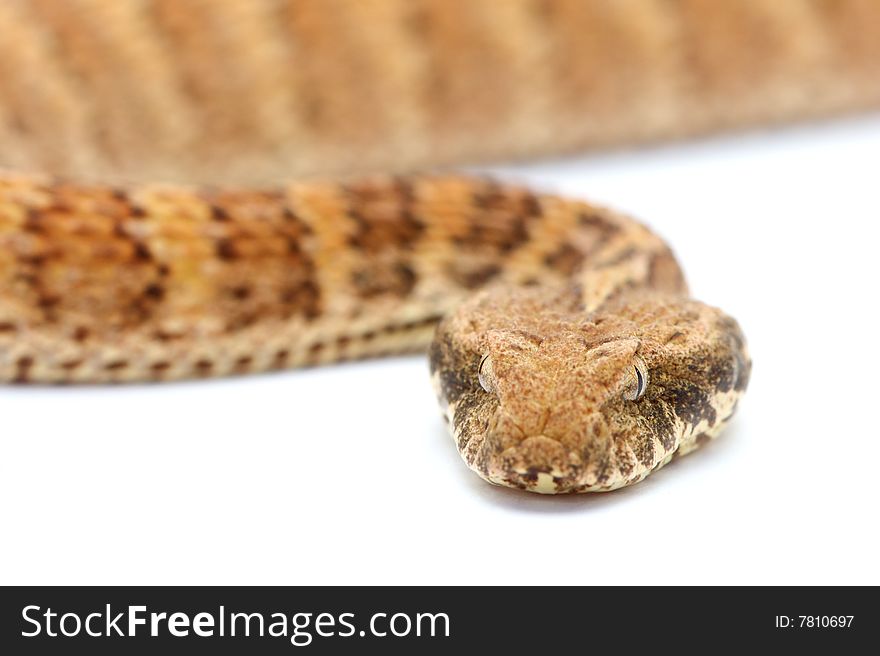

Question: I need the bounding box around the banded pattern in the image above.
[0,174,666,384]
[0,0,879,185]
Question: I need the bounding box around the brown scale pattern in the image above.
[0,0,878,185]
[0,173,653,384]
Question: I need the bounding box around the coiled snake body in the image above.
[6,0,880,493]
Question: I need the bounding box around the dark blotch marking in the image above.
[633,433,656,468]
[274,349,290,367]
[522,468,542,483]
[154,329,184,343]
[395,263,417,294]
[592,456,615,485]
[279,280,321,320]
[14,356,34,383]
[734,356,751,393]
[151,361,172,374]
[613,438,636,477]
[0,322,15,333]
[211,205,231,222]
[578,211,618,231]
[718,316,745,350]
[457,184,540,254]
[73,326,90,342]
[429,330,475,407]
[520,192,542,218]
[471,181,507,211]
[666,380,717,430]
[282,207,309,230]
[351,261,417,298]
[229,285,251,301]
[345,180,424,255]
[576,211,622,259]
[706,357,739,394]
[24,208,46,234]
[451,263,501,289]
[37,295,60,310]
[104,360,128,371]
[544,243,584,276]
[195,359,214,375]
[19,255,46,268]
[284,235,304,255]
[635,394,678,453]
[143,283,164,301]
[226,315,258,332]
[132,242,153,262]
[453,387,496,455]
[715,318,751,392]
[215,239,237,261]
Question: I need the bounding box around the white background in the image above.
[2,115,879,585]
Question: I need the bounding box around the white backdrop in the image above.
[3,115,878,585]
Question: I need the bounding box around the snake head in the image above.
[430,286,750,493]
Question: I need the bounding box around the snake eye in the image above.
[623,357,649,401]
[478,354,496,393]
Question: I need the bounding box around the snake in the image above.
[1,0,878,493]
[3,172,748,494]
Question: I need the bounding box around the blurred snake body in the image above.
[5,0,880,492]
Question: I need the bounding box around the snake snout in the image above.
[485,434,585,494]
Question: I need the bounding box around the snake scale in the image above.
[1,0,878,492]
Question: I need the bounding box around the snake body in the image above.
[2,0,877,492]
[0,173,750,493]
[1,0,879,185]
